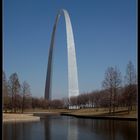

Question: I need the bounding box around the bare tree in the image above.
[93,91,101,111]
[40,99,49,109]
[102,67,122,114]
[99,90,110,108]
[50,99,64,109]
[8,73,21,113]
[125,61,136,85]
[21,81,31,113]
[32,97,39,109]
[88,92,95,108]
[31,97,49,109]
[69,96,77,106]
[2,71,10,112]
[62,97,70,108]
[77,93,89,108]
[124,61,137,113]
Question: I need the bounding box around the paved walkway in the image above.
[3,113,40,122]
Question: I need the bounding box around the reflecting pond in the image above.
[3,116,137,140]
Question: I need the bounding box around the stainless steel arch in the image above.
[45,9,79,100]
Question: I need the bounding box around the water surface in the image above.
[3,115,137,140]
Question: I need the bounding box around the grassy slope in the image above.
[23,107,137,118]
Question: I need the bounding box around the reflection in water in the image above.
[3,121,44,140]
[77,119,137,140]
[3,116,137,140]
[44,117,51,140]
[67,117,78,140]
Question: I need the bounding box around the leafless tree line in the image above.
[2,72,32,113]
[3,61,137,113]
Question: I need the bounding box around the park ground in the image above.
[3,107,137,122]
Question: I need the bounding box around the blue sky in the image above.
[3,0,137,99]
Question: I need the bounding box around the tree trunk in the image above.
[128,106,130,114]
[11,94,14,112]
[22,96,25,113]
[113,106,115,115]
[109,105,111,114]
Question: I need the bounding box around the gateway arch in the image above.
[45,9,79,100]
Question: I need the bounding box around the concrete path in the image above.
[3,113,40,122]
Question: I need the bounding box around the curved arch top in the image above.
[45,9,79,100]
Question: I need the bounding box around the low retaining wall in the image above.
[60,113,137,121]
